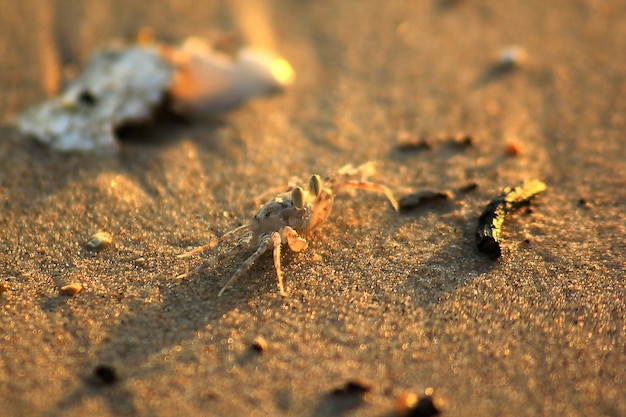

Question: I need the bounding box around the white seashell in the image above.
[18,47,174,153]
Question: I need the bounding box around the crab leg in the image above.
[177,224,249,258]
[282,226,308,252]
[176,232,252,279]
[333,181,399,211]
[271,232,288,297]
[217,234,272,297]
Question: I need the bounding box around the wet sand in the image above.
[1,1,625,416]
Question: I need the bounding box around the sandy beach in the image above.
[1,1,625,416]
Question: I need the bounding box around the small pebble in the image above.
[93,364,118,385]
[395,392,419,416]
[498,45,528,69]
[86,231,112,250]
[60,282,82,296]
[505,141,523,156]
[577,198,591,208]
[395,388,442,417]
[251,336,268,352]
[0,282,8,293]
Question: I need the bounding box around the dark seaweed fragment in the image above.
[330,379,371,396]
[475,179,546,259]
[399,190,452,211]
[458,182,479,193]
[396,135,432,152]
[476,197,507,259]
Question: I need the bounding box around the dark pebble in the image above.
[93,364,118,385]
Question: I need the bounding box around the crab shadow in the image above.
[473,63,522,88]
[398,192,498,308]
[44,256,285,416]
[407,225,496,309]
[2,112,233,207]
[1,114,270,415]
[48,376,138,417]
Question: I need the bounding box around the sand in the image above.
[1,1,625,416]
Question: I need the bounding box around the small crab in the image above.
[177,162,398,296]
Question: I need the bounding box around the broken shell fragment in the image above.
[498,45,528,68]
[17,37,294,153]
[86,231,113,250]
[18,47,175,153]
[162,37,294,115]
[61,283,83,296]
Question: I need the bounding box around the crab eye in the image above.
[291,187,304,210]
[309,175,322,197]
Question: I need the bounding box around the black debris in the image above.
[577,197,593,209]
[475,179,546,259]
[449,133,474,147]
[395,390,443,417]
[396,135,432,152]
[396,132,474,153]
[399,190,453,211]
[330,379,371,396]
[458,182,479,193]
[93,364,118,386]
[77,90,97,106]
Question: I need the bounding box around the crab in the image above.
[177,162,398,297]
